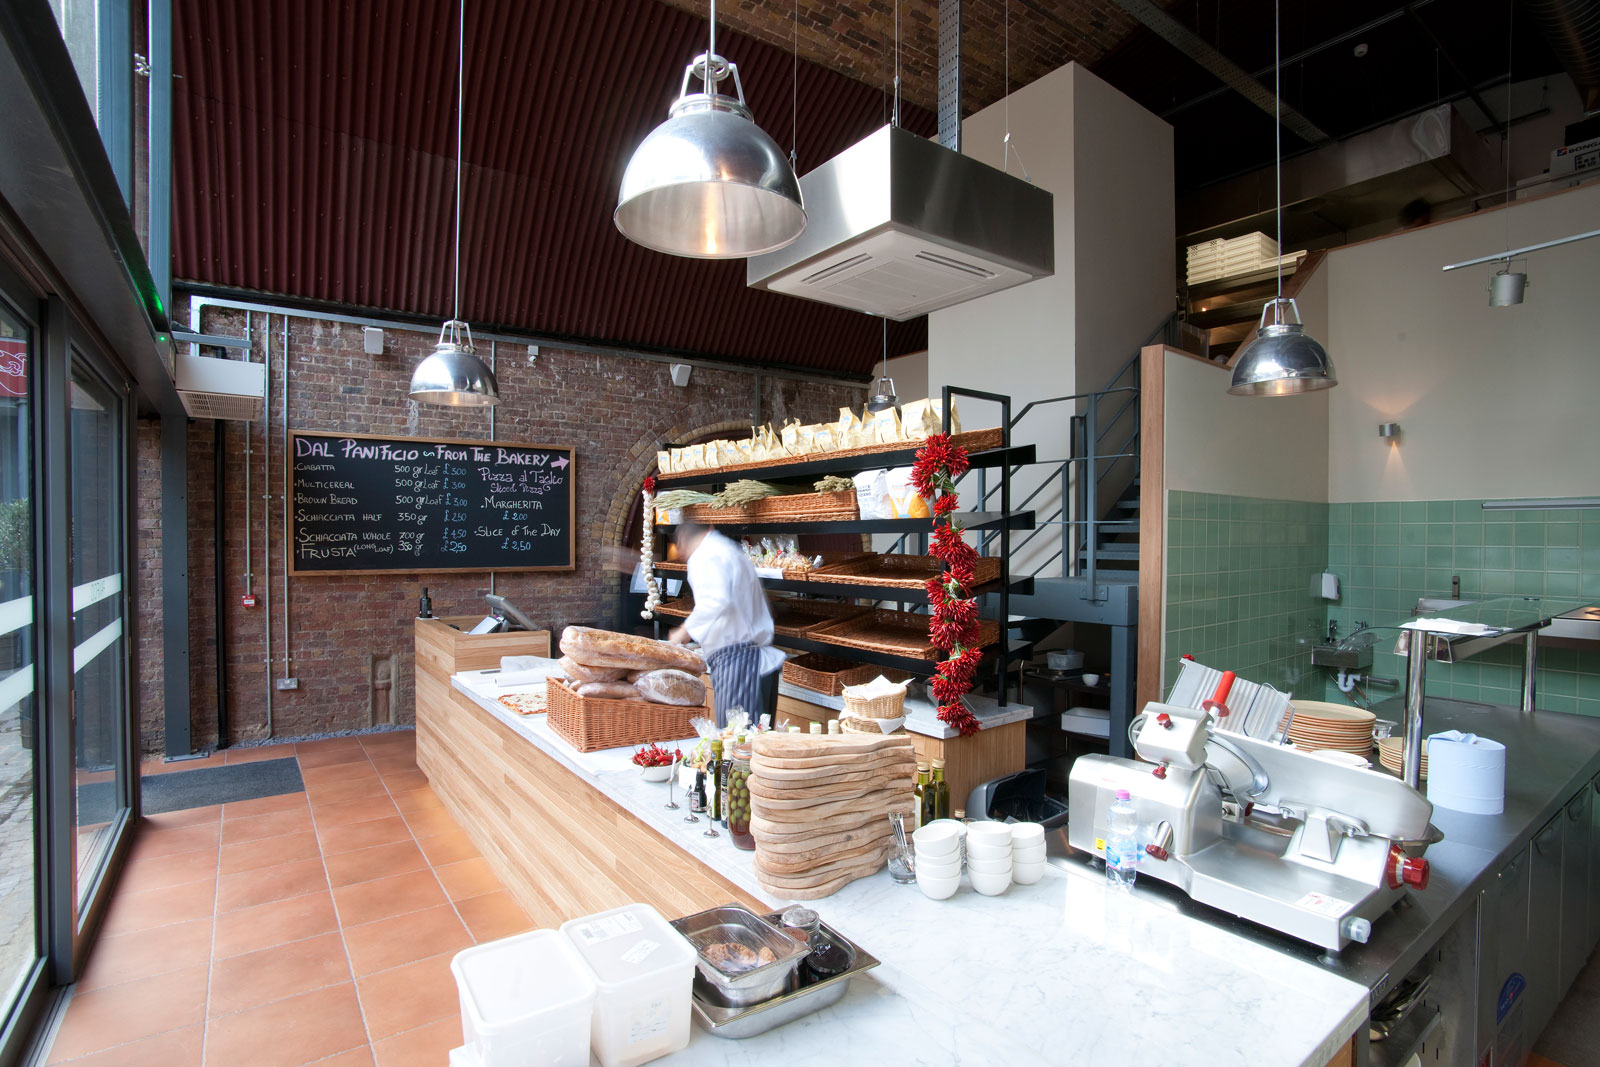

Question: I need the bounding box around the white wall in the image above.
[884,350,928,406]
[1324,181,1600,502]
[1070,69,1176,392]
[927,63,1173,572]
[1162,349,1331,502]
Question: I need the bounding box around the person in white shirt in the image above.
[667,524,783,727]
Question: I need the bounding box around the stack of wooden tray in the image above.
[768,598,870,639]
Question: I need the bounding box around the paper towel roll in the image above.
[1426,730,1506,814]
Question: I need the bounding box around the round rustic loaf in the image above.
[574,680,642,701]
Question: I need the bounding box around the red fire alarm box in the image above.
[241,593,257,608]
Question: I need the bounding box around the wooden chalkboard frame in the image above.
[287,429,577,576]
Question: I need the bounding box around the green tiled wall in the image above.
[1164,491,1330,699]
[1325,500,1600,716]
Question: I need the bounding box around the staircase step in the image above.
[1080,546,1140,561]
[1116,497,1140,510]
[1093,521,1140,534]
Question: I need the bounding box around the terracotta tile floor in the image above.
[48,730,532,1067]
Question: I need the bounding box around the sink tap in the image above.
[1326,620,1339,644]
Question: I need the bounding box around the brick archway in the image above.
[601,418,752,550]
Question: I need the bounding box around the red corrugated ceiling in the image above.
[172,0,935,376]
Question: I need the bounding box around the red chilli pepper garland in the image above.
[911,434,983,737]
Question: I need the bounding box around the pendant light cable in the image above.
[1273,0,1282,311]
[1503,0,1513,252]
[893,0,901,127]
[1002,0,1029,181]
[453,0,465,323]
[791,0,798,165]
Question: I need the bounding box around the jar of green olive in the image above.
[727,739,755,850]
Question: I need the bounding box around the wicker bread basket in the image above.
[545,679,707,753]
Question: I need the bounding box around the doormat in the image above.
[77,757,305,821]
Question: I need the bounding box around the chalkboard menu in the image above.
[288,431,575,574]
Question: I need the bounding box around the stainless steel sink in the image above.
[1311,642,1372,670]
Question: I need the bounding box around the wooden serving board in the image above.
[753,732,915,760]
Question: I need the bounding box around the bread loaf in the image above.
[574,681,642,701]
[559,657,626,684]
[559,626,706,674]
[634,669,707,707]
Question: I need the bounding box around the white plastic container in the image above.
[560,903,697,1067]
[451,929,597,1067]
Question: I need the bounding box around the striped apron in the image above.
[705,643,778,729]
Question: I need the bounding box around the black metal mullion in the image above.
[37,299,74,986]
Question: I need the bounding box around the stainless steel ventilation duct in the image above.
[1525,0,1600,110]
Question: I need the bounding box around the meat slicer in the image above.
[1068,701,1437,952]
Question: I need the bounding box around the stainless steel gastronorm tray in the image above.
[668,904,809,1008]
[685,912,880,1039]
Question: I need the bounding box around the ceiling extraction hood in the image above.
[746,125,1054,321]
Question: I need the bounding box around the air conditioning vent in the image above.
[175,353,265,421]
[913,250,995,278]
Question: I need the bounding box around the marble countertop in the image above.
[778,680,1035,739]
[451,670,1366,1066]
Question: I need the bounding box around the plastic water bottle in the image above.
[1104,789,1140,891]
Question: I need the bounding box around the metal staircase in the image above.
[888,315,1178,755]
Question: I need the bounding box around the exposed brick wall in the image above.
[657,0,1136,118]
[137,302,864,753]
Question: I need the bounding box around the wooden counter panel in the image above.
[417,684,763,928]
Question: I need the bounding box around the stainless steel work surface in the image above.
[1049,698,1600,998]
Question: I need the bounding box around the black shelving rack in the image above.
[648,386,1031,703]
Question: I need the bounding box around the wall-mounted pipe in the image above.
[263,314,274,735]
[214,421,229,748]
[282,314,292,682]
[488,340,496,599]
[244,312,253,595]
[182,292,871,389]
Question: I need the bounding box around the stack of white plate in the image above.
[911,821,964,900]
[1009,823,1047,885]
[1378,737,1429,779]
[1286,700,1376,757]
[964,823,1013,896]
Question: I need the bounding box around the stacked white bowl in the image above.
[1009,822,1047,884]
[911,820,964,900]
[963,822,1014,895]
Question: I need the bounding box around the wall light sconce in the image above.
[1378,423,1400,440]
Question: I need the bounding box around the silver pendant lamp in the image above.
[614,0,805,258]
[409,0,499,407]
[866,320,897,412]
[1227,0,1335,397]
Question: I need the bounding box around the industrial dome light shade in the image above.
[615,7,805,260]
[866,376,898,412]
[1228,298,1337,396]
[409,320,499,407]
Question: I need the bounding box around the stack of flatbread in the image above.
[748,732,917,900]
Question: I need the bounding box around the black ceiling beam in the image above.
[1159,0,1439,120]
[1404,3,1506,134]
[1110,0,1331,144]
